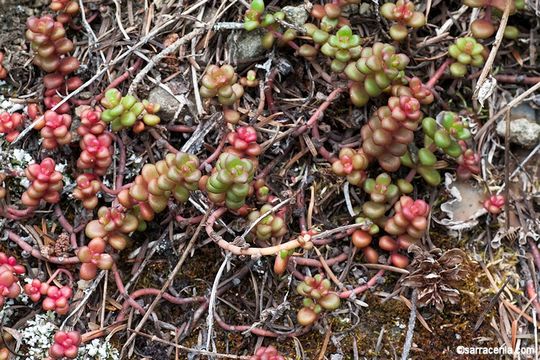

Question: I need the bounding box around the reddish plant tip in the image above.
[0,261,23,307]
[26,15,79,74]
[77,106,105,136]
[43,73,82,114]
[73,173,101,210]
[35,110,72,149]
[49,331,81,359]
[250,346,285,360]
[22,158,64,207]
[77,237,114,280]
[483,195,505,215]
[226,126,261,157]
[0,52,7,79]
[77,133,113,176]
[24,278,44,302]
[384,196,430,239]
[456,141,480,180]
[42,285,72,315]
[0,112,24,142]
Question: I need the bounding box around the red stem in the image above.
[166,124,195,133]
[117,288,206,321]
[199,134,227,170]
[339,269,385,298]
[214,312,310,337]
[426,59,452,89]
[7,231,80,264]
[46,268,74,286]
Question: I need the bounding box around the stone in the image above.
[496,117,540,148]
[147,86,180,122]
[510,103,537,123]
[228,29,266,63]
[282,5,309,27]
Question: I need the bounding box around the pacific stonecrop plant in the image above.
[0,0,512,357]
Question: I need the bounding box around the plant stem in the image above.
[426,58,452,89]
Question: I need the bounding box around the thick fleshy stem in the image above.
[206,208,368,256]
[294,87,345,137]
[54,205,78,249]
[7,231,80,264]
[166,124,195,133]
[338,269,385,298]
[117,288,206,321]
[214,312,311,338]
[425,59,452,89]
[112,264,145,315]
[46,267,74,286]
[199,135,227,170]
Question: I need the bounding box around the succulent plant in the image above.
[77,133,113,176]
[119,152,202,216]
[380,0,426,41]
[50,0,80,24]
[247,204,287,241]
[225,126,261,158]
[296,274,340,326]
[77,106,105,136]
[310,3,350,33]
[400,147,442,186]
[49,330,81,359]
[200,65,245,124]
[448,37,485,78]
[320,25,362,72]
[240,70,259,88]
[73,174,101,209]
[100,88,160,131]
[463,0,523,13]
[483,194,505,214]
[361,173,404,219]
[401,245,469,311]
[85,206,138,250]
[384,196,430,239]
[77,238,114,280]
[25,15,79,74]
[250,346,284,360]
[470,18,496,39]
[456,141,480,180]
[35,110,72,149]
[43,73,82,114]
[0,52,7,79]
[331,148,369,185]
[243,0,265,31]
[0,263,22,307]
[361,96,422,171]
[203,153,256,210]
[42,285,72,315]
[422,112,471,158]
[24,278,44,302]
[21,158,64,206]
[273,249,292,275]
[503,25,519,39]
[346,43,410,106]
[0,112,23,142]
[391,77,434,105]
[254,179,270,203]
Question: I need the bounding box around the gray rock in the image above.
[510,103,537,123]
[282,5,309,27]
[148,86,180,122]
[496,117,540,148]
[229,29,266,63]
